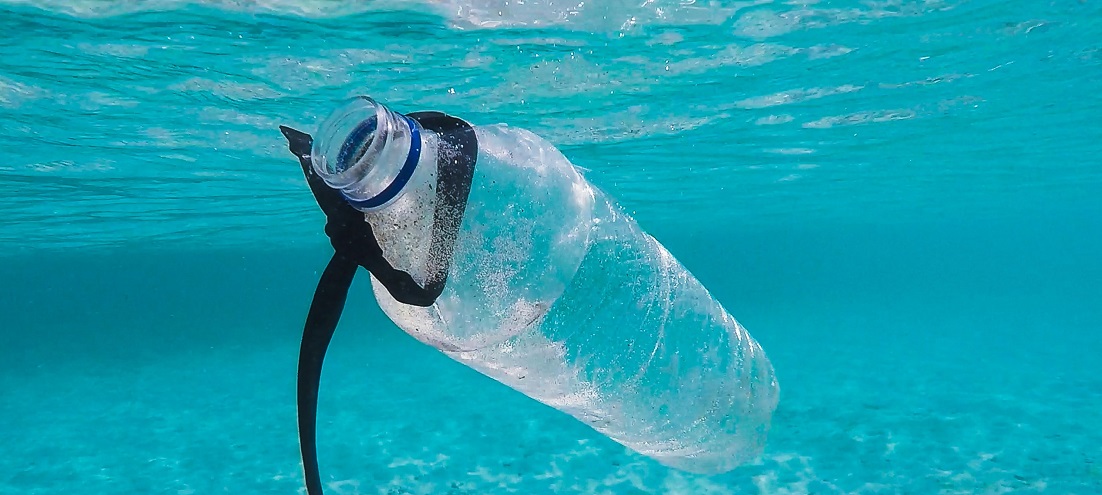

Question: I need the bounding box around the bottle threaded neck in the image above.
[311,96,421,210]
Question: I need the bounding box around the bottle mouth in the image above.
[311,96,421,209]
[311,96,386,186]
[334,115,377,175]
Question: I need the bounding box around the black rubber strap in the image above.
[279,112,477,495]
[280,125,435,307]
[296,252,357,495]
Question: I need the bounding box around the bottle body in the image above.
[313,98,779,473]
[371,124,778,473]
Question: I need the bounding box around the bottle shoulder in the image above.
[472,123,541,151]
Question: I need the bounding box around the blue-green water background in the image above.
[1,1,1100,493]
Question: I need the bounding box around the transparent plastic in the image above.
[312,97,780,474]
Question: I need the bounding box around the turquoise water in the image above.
[2,0,1101,493]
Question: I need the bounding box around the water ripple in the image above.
[0,0,1099,252]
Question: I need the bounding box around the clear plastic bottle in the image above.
[310,96,780,474]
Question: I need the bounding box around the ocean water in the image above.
[1,0,1101,493]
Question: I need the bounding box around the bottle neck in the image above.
[311,97,426,212]
[339,115,422,210]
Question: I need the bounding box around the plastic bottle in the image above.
[310,96,780,474]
